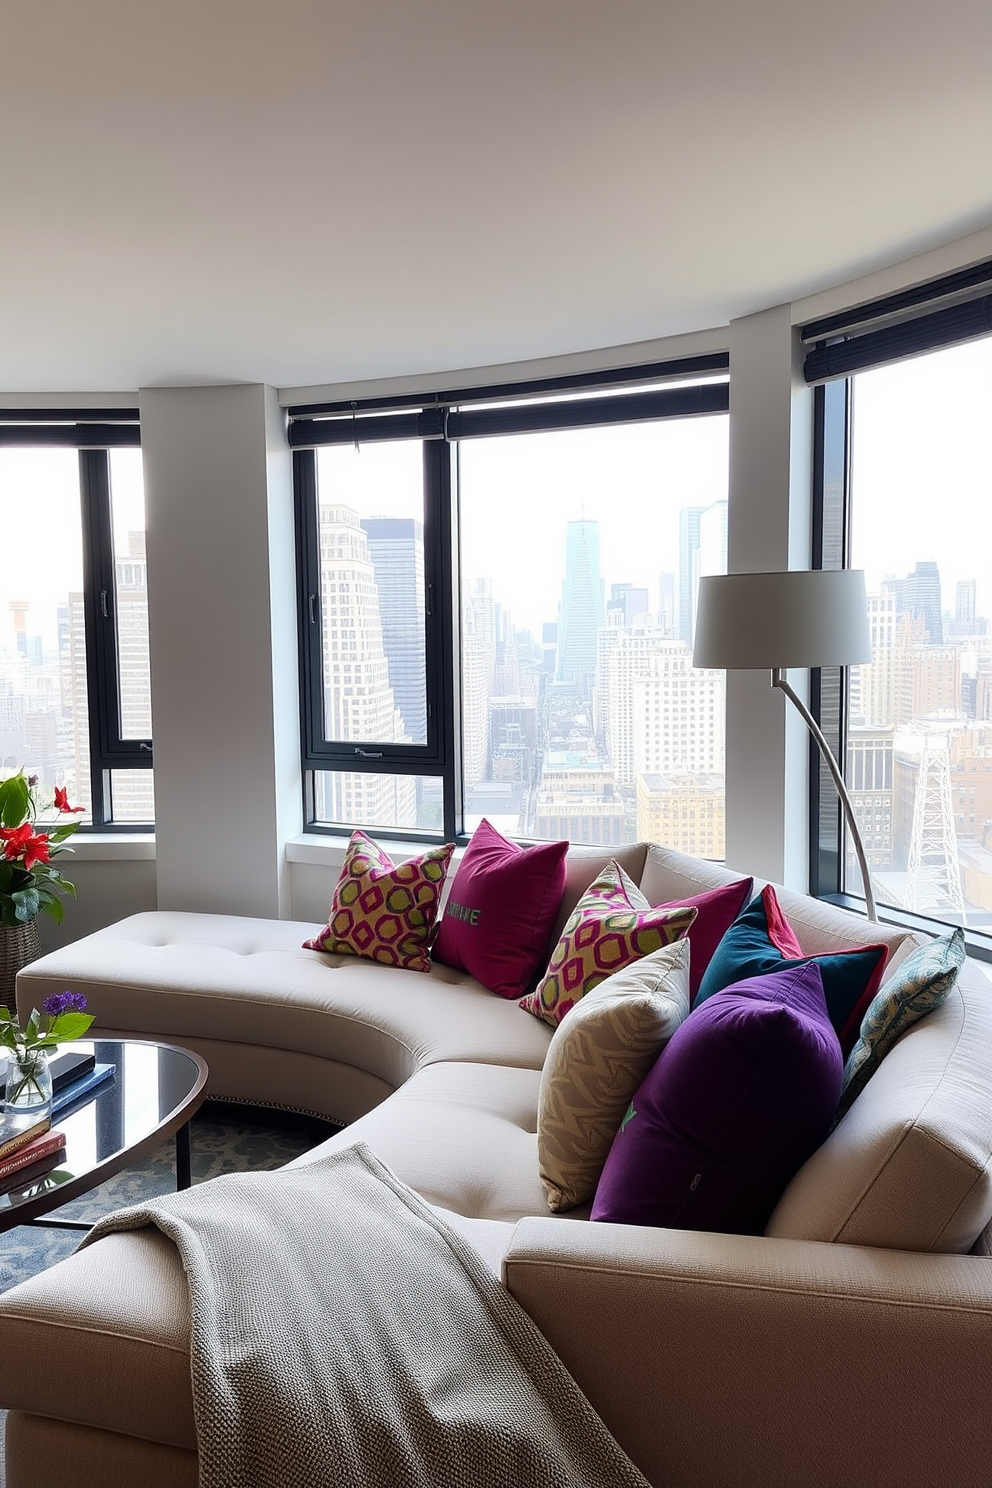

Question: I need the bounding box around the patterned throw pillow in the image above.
[835,927,966,1120]
[519,862,697,1029]
[303,831,455,973]
[538,939,691,1213]
[694,884,890,1057]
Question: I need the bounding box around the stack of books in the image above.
[0,1050,117,1117]
[0,1112,66,1192]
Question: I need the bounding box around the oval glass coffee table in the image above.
[0,1038,208,1232]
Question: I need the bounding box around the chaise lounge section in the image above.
[2,841,992,1487]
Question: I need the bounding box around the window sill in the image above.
[69,834,156,862]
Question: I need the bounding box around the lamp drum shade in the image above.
[692,570,872,671]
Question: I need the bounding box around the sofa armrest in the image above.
[504,1218,992,1488]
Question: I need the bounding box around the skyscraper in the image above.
[556,520,603,692]
[316,505,415,828]
[360,516,426,745]
[903,561,943,644]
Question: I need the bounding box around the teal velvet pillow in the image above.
[835,926,966,1120]
[694,884,890,1058]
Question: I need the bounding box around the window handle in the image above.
[355,748,383,759]
[100,589,109,619]
[308,594,319,625]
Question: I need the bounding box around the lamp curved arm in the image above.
[771,668,878,923]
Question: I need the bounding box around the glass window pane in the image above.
[312,770,436,833]
[457,415,728,852]
[316,444,427,748]
[108,767,155,824]
[848,336,992,931]
[0,449,93,819]
[109,448,151,742]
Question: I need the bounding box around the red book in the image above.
[0,1127,66,1182]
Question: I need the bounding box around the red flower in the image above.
[53,786,84,814]
[0,823,51,869]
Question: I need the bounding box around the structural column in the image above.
[724,304,814,887]
[140,384,299,917]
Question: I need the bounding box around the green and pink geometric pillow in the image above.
[304,830,455,973]
[519,861,697,1029]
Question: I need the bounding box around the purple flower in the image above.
[43,990,88,1018]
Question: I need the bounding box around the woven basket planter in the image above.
[0,917,41,1016]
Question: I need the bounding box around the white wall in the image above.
[139,384,299,917]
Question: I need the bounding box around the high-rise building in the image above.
[903,561,943,645]
[633,645,725,778]
[360,516,426,745]
[315,505,415,828]
[607,583,649,628]
[678,500,727,648]
[636,772,725,858]
[555,520,603,693]
[535,750,625,845]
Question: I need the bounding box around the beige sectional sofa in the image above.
[3,841,992,1487]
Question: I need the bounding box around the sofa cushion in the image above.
[519,863,697,1028]
[695,885,889,1056]
[302,1062,564,1224]
[836,927,966,1120]
[303,831,454,972]
[767,965,992,1253]
[432,819,568,997]
[16,913,553,1105]
[537,939,690,1213]
[591,962,842,1235]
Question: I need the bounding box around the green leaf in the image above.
[12,887,40,922]
[45,1012,94,1041]
[41,896,64,924]
[25,1008,41,1040]
[0,774,30,828]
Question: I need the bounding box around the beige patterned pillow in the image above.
[537,939,691,1212]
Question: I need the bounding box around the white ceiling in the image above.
[2,0,992,395]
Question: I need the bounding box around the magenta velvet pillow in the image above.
[653,877,753,998]
[432,820,568,998]
[591,961,843,1235]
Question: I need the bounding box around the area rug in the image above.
[0,1100,339,1488]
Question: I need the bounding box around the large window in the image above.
[294,361,729,850]
[806,265,992,948]
[0,419,152,827]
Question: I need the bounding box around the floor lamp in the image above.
[693,569,877,922]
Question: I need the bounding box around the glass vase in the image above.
[5,1048,53,1114]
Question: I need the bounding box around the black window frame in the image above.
[292,355,730,843]
[804,265,992,959]
[0,412,153,830]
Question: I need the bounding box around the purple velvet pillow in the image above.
[432,819,568,998]
[591,961,843,1235]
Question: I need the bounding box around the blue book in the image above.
[52,1064,116,1116]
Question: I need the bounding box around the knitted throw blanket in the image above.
[80,1142,651,1488]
